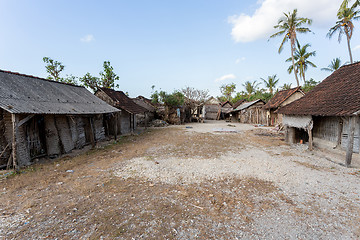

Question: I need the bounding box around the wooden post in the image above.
[11,114,19,171]
[336,119,343,148]
[308,126,313,151]
[114,113,118,141]
[345,116,356,167]
[89,117,96,149]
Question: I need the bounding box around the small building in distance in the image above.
[220,101,233,121]
[95,88,147,134]
[0,70,119,168]
[263,87,305,126]
[278,62,360,166]
[203,97,221,120]
[231,99,266,125]
[132,96,156,126]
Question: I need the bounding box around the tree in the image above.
[321,57,347,72]
[79,61,120,92]
[182,87,209,106]
[281,83,292,90]
[328,0,360,63]
[286,42,316,84]
[43,57,65,82]
[261,74,279,95]
[270,9,312,87]
[243,81,260,97]
[151,89,184,107]
[79,73,100,92]
[302,78,318,92]
[63,74,78,85]
[220,83,236,101]
[99,61,120,89]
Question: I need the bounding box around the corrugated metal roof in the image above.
[233,99,264,111]
[0,70,119,115]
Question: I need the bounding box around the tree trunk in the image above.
[346,31,353,64]
[291,43,300,87]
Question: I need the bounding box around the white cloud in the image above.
[235,57,246,64]
[80,34,95,43]
[229,0,339,42]
[353,45,360,51]
[215,74,236,82]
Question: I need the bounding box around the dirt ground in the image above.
[1,121,360,239]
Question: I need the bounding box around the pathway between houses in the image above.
[0,121,359,239]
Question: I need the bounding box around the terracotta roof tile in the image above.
[100,88,147,114]
[264,87,303,110]
[278,62,360,116]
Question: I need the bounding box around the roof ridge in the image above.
[0,69,83,88]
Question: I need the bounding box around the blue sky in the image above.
[0,0,359,98]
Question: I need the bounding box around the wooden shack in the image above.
[132,96,156,126]
[263,87,304,126]
[231,99,266,125]
[220,101,233,120]
[0,70,119,168]
[278,62,360,166]
[95,88,147,134]
[203,97,221,120]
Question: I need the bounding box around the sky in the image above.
[0,0,359,98]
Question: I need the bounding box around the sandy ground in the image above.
[1,120,360,239]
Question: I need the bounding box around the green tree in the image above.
[220,83,236,101]
[281,83,292,90]
[242,81,260,97]
[321,57,347,72]
[43,57,65,82]
[328,0,360,63]
[261,74,279,95]
[302,78,318,92]
[151,89,184,107]
[79,73,100,92]
[99,61,120,89]
[286,42,316,84]
[63,74,78,85]
[270,9,312,87]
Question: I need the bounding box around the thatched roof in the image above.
[99,88,147,114]
[0,70,119,115]
[264,87,303,110]
[278,62,360,116]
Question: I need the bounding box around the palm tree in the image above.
[261,74,279,95]
[321,57,347,72]
[270,9,312,87]
[281,83,292,90]
[286,42,316,84]
[243,81,260,97]
[328,1,360,63]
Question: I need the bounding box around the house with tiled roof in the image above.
[278,62,360,166]
[263,87,304,126]
[95,88,147,134]
[132,96,156,126]
[0,70,119,168]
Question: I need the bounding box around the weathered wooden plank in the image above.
[346,116,356,167]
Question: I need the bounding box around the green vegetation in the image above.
[269,9,312,87]
[328,0,360,63]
